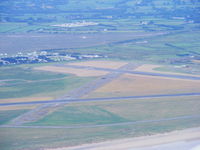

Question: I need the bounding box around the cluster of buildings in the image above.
[52,21,99,28]
[0,51,105,66]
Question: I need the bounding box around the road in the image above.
[1,93,200,107]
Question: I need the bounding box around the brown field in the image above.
[0,96,53,104]
[85,74,200,98]
[193,59,200,64]
[35,66,108,77]
[68,60,128,69]
[0,104,40,111]
[0,97,52,110]
[135,64,200,77]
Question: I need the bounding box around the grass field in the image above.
[35,60,129,77]
[1,119,200,150]
[85,73,200,98]
[60,31,200,66]
[0,109,28,125]
[0,97,53,104]
[0,66,95,99]
[35,66,108,77]
[26,96,200,126]
[154,63,200,75]
[134,64,200,77]
[1,96,200,150]
[0,105,40,111]
[68,60,128,69]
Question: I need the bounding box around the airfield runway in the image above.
[1,61,200,150]
[0,93,200,107]
[5,62,200,125]
[7,63,140,125]
[57,64,200,80]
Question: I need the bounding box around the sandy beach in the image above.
[46,127,200,150]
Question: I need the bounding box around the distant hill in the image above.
[0,0,199,23]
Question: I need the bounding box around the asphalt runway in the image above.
[6,62,200,125]
[1,93,200,107]
[8,63,140,125]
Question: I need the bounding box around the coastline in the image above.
[46,127,200,150]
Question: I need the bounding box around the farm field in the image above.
[35,66,108,77]
[193,60,200,64]
[35,60,129,77]
[1,96,200,150]
[27,96,200,126]
[60,31,200,66]
[0,65,96,99]
[134,64,200,77]
[0,104,40,111]
[68,60,128,69]
[0,97,53,103]
[85,73,200,98]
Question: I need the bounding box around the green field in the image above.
[27,96,200,126]
[1,119,200,150]
[1,96,200,150]
[0,109,28,125]
[58,30,200,67]
[0,65,95,99]
[1,0,199,33]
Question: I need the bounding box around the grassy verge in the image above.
[0,109,28,125]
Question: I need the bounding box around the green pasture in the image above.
[61,30,200,65]
[0,66,66,81]
[0,66,95,99]
[0,109,28,125]
[27,96,200,126]
[1,96,200,150]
